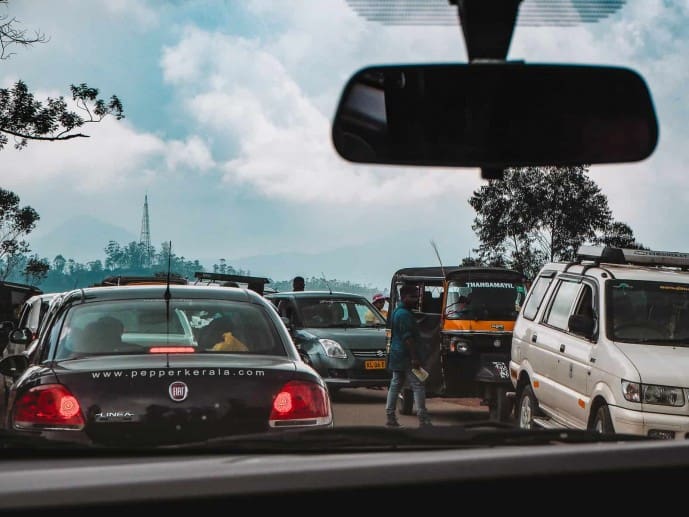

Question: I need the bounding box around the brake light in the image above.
[149,347,196,354]
[13,384,85,430]
[269,380,332,428]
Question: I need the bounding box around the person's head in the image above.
[292,276,305,291]
[400,284,420,308]
[372,293,386,310]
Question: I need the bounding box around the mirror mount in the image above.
[452,0,522,62]
[481,167,504,181]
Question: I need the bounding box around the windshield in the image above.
[53,299,285,358]
[0,0,686,471]
[445,280,526,320]
[607,280,689,344]
[295,297,385,328]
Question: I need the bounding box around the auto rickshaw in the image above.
[386,266,528,422]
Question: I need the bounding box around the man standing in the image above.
[384,284,431,428]
[292,276,305,291]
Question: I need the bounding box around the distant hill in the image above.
[27,218,464,291]
[27,215,137,263]
[203,234,462,292]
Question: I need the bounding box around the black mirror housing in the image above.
[332,63,658,169]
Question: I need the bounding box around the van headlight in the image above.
[318,339,347,359]
[622,380,685,406]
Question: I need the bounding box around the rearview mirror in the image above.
[332,63,658,169]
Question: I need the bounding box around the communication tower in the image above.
[140,194,152,268]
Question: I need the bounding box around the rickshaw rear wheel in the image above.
[488,385,513,422]
[398,388,414,415]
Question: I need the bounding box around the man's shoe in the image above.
[386,416,401,427]
[419,419,433,428]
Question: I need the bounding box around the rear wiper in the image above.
[162,424,652,452]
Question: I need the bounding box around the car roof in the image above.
[60,284,266,304]
[544,261,689,284]
[266,290,366,299]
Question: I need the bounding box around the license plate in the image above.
[365,360,386,370]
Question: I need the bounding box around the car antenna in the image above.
[321,272,332,295]
[430,239,446,278]
[165,241,172,364]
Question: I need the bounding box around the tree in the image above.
[23,254,49,285]
[469,166,644,278]
[0,0,47,60]
[594,221,647,250]
[0,1,124,150]
[0,187,39,279]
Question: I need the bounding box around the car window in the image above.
[544,280,581,330]
[52,299,284,359]
[522,275,554,320]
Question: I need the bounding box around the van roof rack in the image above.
[576,246,689,270]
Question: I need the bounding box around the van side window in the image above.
[574,284,595,320]
[522,275,554,320]
[544,280,580,330]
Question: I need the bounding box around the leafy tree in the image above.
[23,254,49,285]
[0,1,124,150]
[52,254,66,274]
[469,166,643,278]
[460,256,483,267]
[594,221,647,250]
[0,187,39,279]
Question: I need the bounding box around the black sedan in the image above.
[0,285,332,447]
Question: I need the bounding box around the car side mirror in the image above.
[0,354,29,379]
[568,314,595,339]
[9,328,33,345]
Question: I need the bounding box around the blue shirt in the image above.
[387,302,422,371]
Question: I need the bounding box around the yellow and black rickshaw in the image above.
[386,266,528,422]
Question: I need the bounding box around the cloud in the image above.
[161,26,466,205]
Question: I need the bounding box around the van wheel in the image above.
[517,384,540,429]
[398,388,414,415]
[590,403,614,434]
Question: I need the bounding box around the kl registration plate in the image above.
[365,360,386,370]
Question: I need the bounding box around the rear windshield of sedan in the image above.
[53,299,285,359]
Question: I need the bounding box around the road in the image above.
[331,387,514,428]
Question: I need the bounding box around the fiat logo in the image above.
[169,381,189,402]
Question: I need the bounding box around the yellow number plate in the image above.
[365,360,386,370]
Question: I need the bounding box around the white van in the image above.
[511,246,689,439]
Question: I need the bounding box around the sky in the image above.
[1,0,688,290]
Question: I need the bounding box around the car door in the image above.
[512,272,557,403]
[533,277,582,420]
[552,280,597,429]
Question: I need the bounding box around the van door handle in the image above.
[560,344,566,352]
[531,334,537,343]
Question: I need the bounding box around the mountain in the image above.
[27,215,138,263]
[204,234,461,291]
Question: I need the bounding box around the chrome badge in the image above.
[169,381,189,402]
[491,324,505,330]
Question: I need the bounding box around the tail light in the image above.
[269,380,332,428]
[13,384,85,430]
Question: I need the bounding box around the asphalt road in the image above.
[331,387,513,428]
